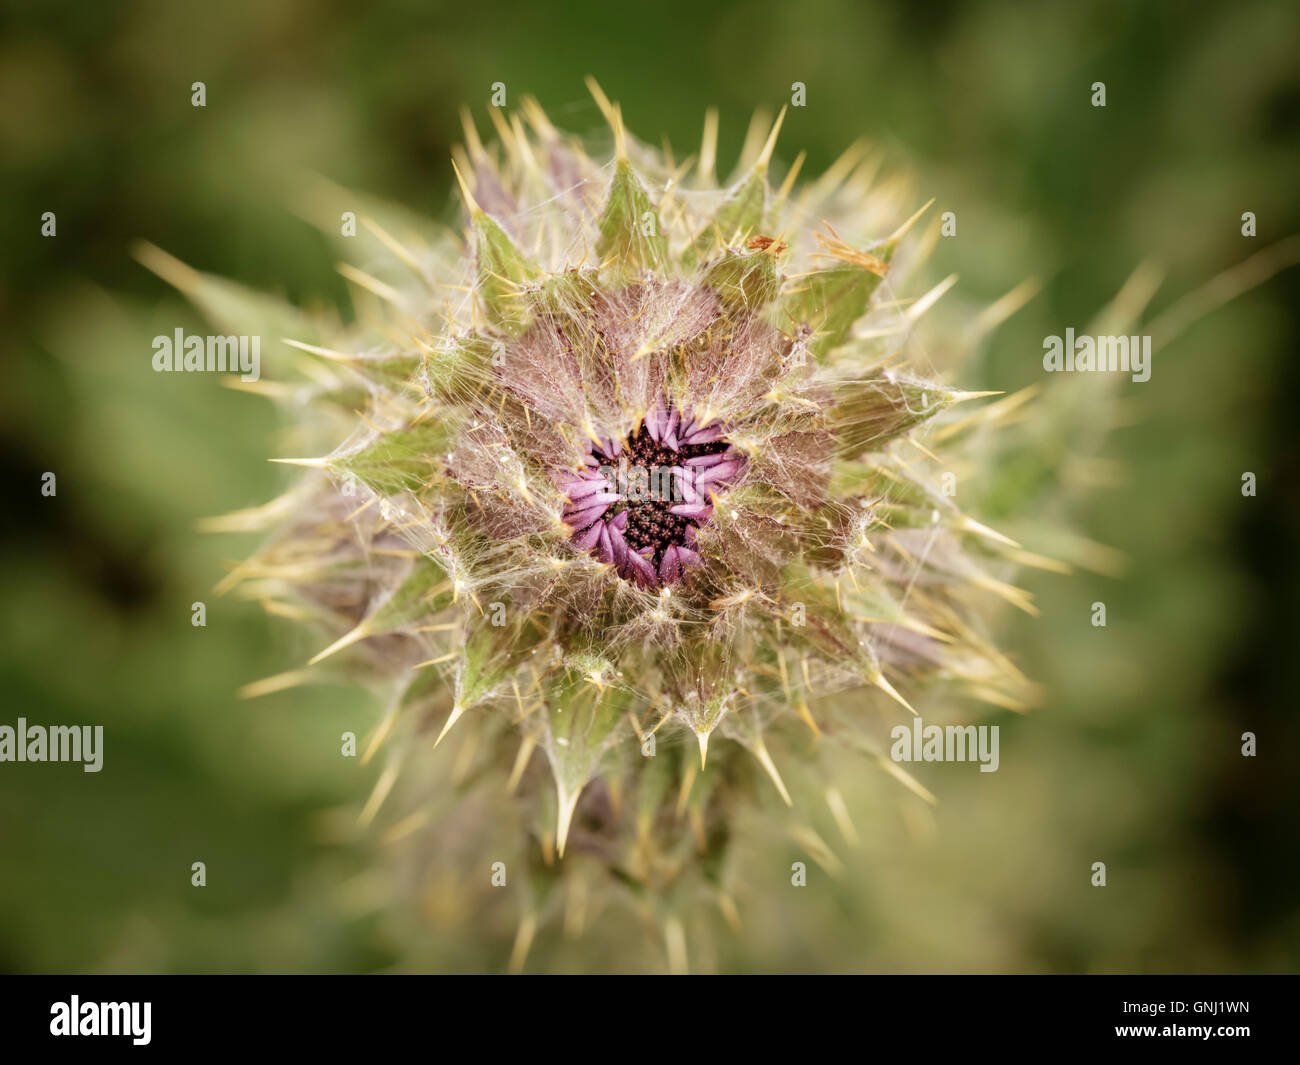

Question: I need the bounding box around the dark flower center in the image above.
[601,424,731,556]
[557,403,744,587]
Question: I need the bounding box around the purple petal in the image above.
[696,458,744,488]
[597,525,614,564]
[574,520,605,551]
[683,452,729,468]
[669,502,713,521]
[564,491,620,509]
[678,546,703,568]
[564,501,611,530]
[607,524,629,569]
[699,455,742,481]
[671,466,699,503]
[644,403,663,443]
[681,424,725,445]
[610,510,629,531]
[659,545,683,583]
[565,478,612,501]
[663,408,680,449]
[625,550,658,586]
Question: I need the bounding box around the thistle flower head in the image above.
[179,83,1048,968]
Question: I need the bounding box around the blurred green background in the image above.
[2,0,1297,972]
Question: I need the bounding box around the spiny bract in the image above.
[174,83,1051,969]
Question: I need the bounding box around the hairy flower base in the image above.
[160,84,1082,971]
[559,402,743,586]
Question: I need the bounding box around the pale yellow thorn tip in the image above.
[508,912,537,975]
[221,377,292,398]
[269,456,331,468]
[585,75,615,126]
[699,108,719,182]
[433,702,466,749]
[131,240,200,293]
[238,669,311,700]
[459,105,485,160]
[874,672,917,716]
[449,157,480,214]
[611,103,627,161]
[555,784,583,859]
[753,740,793,806]
[308,623,368,665]
[889,197,937,242]
[974,277,1042,337]
[951,389,1006,403]
[696,728,710,770]
[826,787,860,847]
[757,105,787,169]
[776,150,806,202]
[959,514,1021,549]
[906,273,958,321]
[358,763,398,827]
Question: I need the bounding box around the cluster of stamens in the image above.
[558,402,744,586]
